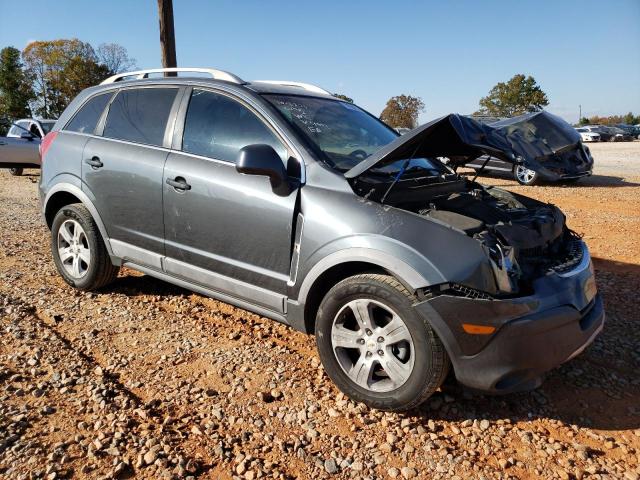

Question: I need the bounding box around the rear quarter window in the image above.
[65,92,113,134]
[103,88,178,147]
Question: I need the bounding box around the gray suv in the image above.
[39,68,604,411]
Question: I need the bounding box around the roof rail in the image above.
[100,67,245,85]
[252,80,331,95]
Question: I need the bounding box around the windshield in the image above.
[264,94,400,172]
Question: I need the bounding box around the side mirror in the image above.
[20,131,35,140]
[236,144,290,194]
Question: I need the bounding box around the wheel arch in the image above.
[43,183,114,256]
[293,247,446,334]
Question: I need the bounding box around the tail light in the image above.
[39,131,58,161]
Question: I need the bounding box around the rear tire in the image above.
[9,167,23,176]
[51,203,119,291]
[315,274,450,411]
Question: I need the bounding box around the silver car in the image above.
[38,68,603,411]
[0,118,56,175]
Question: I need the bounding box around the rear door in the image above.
[162,88,298,312]
[82,86,182,267]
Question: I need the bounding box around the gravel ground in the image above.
[1,142,639,480]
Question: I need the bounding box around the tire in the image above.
[51,203,119,291]
[315,274,450,411]
[513,165,539,186]
[9,167,23,176]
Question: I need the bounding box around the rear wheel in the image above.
[513,165,539,185]
[9,167,23,176]
[51,203,119,291]
[315,274,449,411]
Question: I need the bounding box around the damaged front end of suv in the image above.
[343,112,604,393]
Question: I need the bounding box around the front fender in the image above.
[294,235,447,304]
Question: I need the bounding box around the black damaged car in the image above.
[462,111,594,185]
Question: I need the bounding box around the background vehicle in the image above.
[615,124,640,140]
[464,115,593,185]
[0,118,56,175]
[39,68,603,411]
[575,127,601,142]
[581,125,614,142]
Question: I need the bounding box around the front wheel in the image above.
[9,167,23,176]
[315,274,450,411]
[513,165,539,185]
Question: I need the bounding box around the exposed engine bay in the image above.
[352,173,584,295]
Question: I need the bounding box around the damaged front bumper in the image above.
[414,242,604,393]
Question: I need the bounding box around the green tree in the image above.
[333,93,353,103]
[623,112,638,125]
[0,46,34,122]
[578,117,590,126]
[476,74,549,117]
[379,95,425,128]
[22,39,114,117]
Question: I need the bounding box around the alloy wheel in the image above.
[331,299,415,392]
[515,165,537,184]
[57,219,91,278]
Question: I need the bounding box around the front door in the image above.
[82,86,181,265]
[162,88,298,312]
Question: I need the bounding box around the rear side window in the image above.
[103,88,178,147]
[182,89,287,163]
[65,93,112,134]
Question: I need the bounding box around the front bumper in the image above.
[536,166,592,182]
[415,243,605,393]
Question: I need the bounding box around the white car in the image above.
[575,127,601,142]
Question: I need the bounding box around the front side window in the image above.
[103,88,178,147]
[264,94,398,172]
[65,93,112,134]
[182,89,287,163]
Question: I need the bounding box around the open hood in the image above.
[345,110,585,179]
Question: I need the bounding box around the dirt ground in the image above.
[1,142,639,480]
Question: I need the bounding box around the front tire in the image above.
[51,203,119,291]
[9,167,23,176]
[315,274,449,411]
[513,165,539,185]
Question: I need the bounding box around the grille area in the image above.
[450,283,493,300]
[547,240,584,274]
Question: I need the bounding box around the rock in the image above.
[143,450,158,465]
[479,419,490,431]
[401,466,417,479]
[324,458,338,474]
[388,467,400,478]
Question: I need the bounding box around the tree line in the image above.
[579,113,639,126]
[0,39,135,132]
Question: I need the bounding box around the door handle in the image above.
[0,141,6,145]
[85,156,103,168]
[166,176,191,191]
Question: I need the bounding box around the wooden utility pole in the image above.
[157,0,177,75]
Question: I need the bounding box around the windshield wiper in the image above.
[380,158,411,205]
